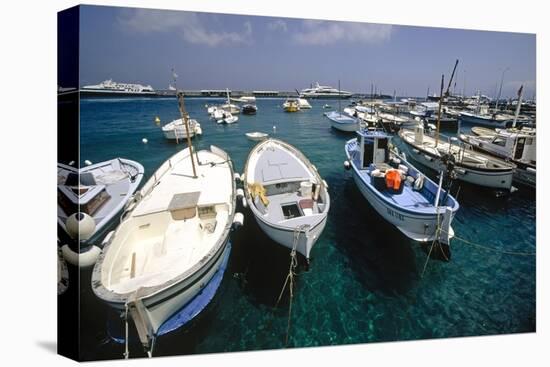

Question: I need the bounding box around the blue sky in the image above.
[79,5,536,98]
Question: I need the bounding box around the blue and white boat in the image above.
[325,110,360,132]
[344,130,459,255]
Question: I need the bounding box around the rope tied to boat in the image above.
[123,302,129,359]
[274,224,309,346]
[439,229,536,257]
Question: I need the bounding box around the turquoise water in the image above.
[77,97,535,360]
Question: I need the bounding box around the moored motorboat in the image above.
[162,118,202,140]
[242,104,258,115]
[245,131,269,141]
[57,158,144,267]
[344,130,459,256]
[243,139,330,264]
[283,98,300,112]
[324,110,360,132]
[92,145,239,354]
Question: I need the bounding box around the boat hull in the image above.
[162,129,195,140]
[349,160,454,242]
[102,236,230,334]
[253,213,327,261]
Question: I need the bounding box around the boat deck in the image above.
[356,168,436,214]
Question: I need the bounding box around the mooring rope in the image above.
[123,303,129,359]
[274,224,308,346]
[449,233,536,257]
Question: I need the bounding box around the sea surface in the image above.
[75,97,535,360]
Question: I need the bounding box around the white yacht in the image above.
[300,82,352,99]
[81,79,155,96]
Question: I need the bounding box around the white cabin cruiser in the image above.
[243,139,330,264]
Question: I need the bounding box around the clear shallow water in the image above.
[76,97,535,360]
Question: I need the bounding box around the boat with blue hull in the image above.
[325,111,360,132]
[344,130,459,256]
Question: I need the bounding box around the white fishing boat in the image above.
[397,124,515,191]
[162,118,202,140]
[57,158,144,267]
[92,145,239,354]
[459,127,536,188]
[344,130,459,257]
[245,132,269,141]
[243,139,330,264]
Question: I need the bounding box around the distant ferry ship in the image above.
[300,82,352,99]
[81,79,155,96]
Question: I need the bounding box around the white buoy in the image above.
[84,160,92,166]
[273,125,277,132]
[142,138,148,144]
[344,160,351,170]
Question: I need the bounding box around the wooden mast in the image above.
[177,90,198,178]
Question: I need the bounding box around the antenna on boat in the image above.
[177,90,198,178]
[435,59,459,147]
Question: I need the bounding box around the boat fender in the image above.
[344,160,351,170]
[414,174,424,191]
[66,212,96,241]
[84,160,92,166]
[242,197,248,208]
[232,212,244,230]
[61,244,101,268]
[322,179,329,189]
[236,188,244,199]
[234,173,242,182]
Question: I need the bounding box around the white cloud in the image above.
[267,19,288,32]
[117,9,252,47]
[293,20,392,45]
